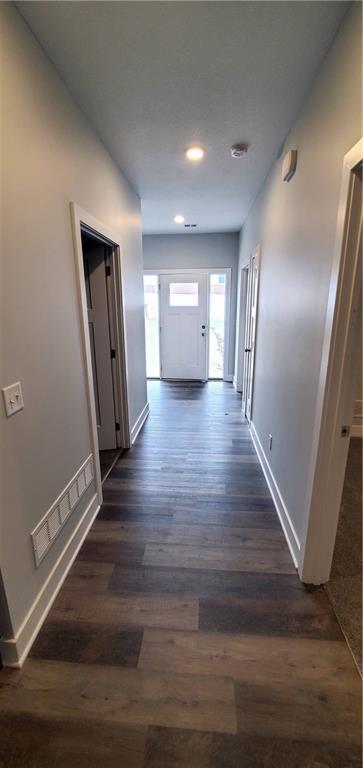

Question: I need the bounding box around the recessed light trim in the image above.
[174,214,185,224]
[185,146,205,162]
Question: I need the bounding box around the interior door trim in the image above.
[70,202,131,506]
[241,246,260,420]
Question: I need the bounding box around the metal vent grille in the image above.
[69,482,78,510]
[48,507,61,539]
[34,523,50,561]
[31,454,94,567]
[59,494,71,524]
[85,459,94,486]
[77,471,86,497]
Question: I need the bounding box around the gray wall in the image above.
[143,233,239,376]
[0,4,147,637]
[236,4,361,547]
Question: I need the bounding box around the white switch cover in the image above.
[2,382,24,417]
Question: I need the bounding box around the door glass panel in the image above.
[209,274,225,379]
[169,282,199,307]
[144,275,160,378]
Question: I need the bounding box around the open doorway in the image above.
[324,210,362,672]
[71,204,130,497]
[300,140,362,601]
[81,232,122,481]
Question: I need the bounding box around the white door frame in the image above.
[70,203,131,506]
[235,263,249,392]
[144,268,232,381]
[241,246,261,419]
[300,138,363,584]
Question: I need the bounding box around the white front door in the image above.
[160,273,208,380]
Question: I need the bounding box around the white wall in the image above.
[0,4,147,659]
[235,4,361,559]
[143,233,239,377]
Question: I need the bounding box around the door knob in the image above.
[245,348,251,352]
[202,325,206,329]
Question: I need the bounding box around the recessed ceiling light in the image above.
[185,146,205,162]
[174,214,185,224]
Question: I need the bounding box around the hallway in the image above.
[0,382,361,766]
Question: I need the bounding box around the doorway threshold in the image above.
[99,448,124,483]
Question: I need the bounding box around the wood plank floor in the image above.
[0,381,361,767]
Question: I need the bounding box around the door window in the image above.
[169,282,199,307]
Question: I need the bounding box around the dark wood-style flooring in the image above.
[0,381,361,767]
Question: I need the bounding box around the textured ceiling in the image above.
[16,1,348,233]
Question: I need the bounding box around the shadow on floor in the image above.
[99,448,122,482]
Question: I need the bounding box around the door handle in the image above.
[245,348,251,352]
[202,325,206,329]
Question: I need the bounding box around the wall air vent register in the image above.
[31,454,94,566]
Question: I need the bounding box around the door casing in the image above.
[144,268,232,381]
[82,234,118,451]
[71,203,130,505]
[235,266,249,393]
[241,246,261,420]
[300,139,363,584]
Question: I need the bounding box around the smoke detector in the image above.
[230,143,249,158]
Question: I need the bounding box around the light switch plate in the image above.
[2,382,24,417]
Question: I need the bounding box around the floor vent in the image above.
[31,454,94,567]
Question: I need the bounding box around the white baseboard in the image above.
[232,375,237,390]
[0,493,100,668]
[131,402,149,444]
[224,374,233,383]
[249,422,300,569]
